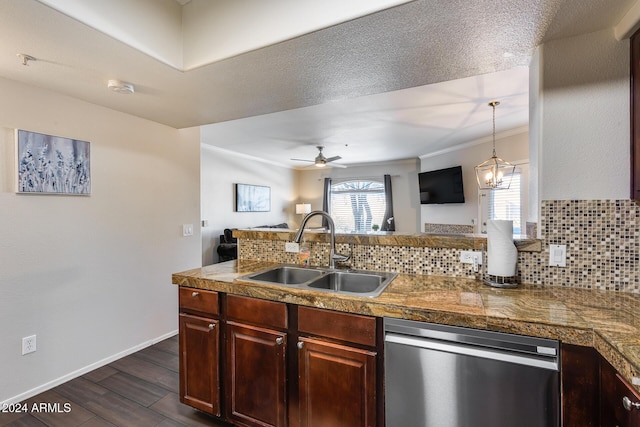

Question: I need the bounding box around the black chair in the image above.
[216,228,237,262]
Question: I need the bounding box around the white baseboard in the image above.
[0,329,178,407]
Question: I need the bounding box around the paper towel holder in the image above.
[483,274,518,288]
[480,244,519,288]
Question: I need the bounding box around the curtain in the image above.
[322,177,331,228]
[381,174,395,231]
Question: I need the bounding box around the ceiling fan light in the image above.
[315,162,326,167]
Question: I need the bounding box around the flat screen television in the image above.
[419,166,465,204]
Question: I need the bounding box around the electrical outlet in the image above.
[22,335,36,355]
[459,250,483,265]
[460,250,483,273]
[285,242,300,253]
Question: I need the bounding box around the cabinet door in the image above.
[179,313,220,416]
[298,337,376,427]
[226,322,287,427]
[601,358,640,427]
[632,29,640,201]
[562,344,599,426]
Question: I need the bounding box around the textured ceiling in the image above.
[0,0,636,166]
[201,67,530,167]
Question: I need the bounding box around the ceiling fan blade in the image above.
[329,163,347,168]
[290,158,315,162]
[325,155,342,163]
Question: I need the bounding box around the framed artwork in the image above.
[235,183,270,212]
[16,129,91,195]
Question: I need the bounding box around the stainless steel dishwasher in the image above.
[384,318,560,427]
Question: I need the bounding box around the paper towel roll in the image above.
[487,220,517,277]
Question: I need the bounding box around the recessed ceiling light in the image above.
[107,79,135,94]
[503,52,515,58]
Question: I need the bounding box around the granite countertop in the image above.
[233,229,543,251]
[172,259,640,393]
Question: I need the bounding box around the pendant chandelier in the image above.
[475,101,515,190]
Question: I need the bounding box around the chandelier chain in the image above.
[490,101,499,157]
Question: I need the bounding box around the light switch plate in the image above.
[549,244,566,267]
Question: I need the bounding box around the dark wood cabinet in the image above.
[562,344,600,426]
[297,306,379,427]
[298,337,377,427]
[225,294,288,427]
[561,343,640,427]
[601,358,640,427]
[178,288,221,416]
[177,289,381,427]
[178,313,220,416]
[226,323,287,427]
[631,29,640,201]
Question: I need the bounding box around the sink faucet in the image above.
[293,210,350,269]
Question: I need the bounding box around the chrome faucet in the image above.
[293,210,350,269]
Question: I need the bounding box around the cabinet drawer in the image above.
[226,294,287,330]
[179,287,219,316]
[298,306,377,347]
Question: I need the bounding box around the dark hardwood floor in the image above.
[0,335,232,427]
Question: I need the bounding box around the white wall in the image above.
[419,131,529,230]
[529,48,542,224]
[182,0,413,69]
[0,77,201,404]
[295,159,420,233]
[539,29,630,200]
[201,146,296,265]
[39,0,184,69]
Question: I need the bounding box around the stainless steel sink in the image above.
[237,265,396,297]
[242,266,324,286]
[307,271,395,297]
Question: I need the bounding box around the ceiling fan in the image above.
[291,146,346,168]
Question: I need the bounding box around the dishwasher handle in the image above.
[385,332,559,371]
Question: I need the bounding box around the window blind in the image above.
[488,173,521,234]
[330,180,386,233]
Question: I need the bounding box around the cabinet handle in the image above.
[208,323,215,330]
[623,396,640,411]
[191,291,199,297]
[275,337,284,345]
[297,341,304,349]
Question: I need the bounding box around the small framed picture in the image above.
[235,183,270,212]
[16,129,91,195]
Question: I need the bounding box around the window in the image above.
[330,179,387,233]
[489,172,522,234]
[480,164,528,235]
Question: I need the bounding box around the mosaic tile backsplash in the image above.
[238,200,640,294]
[518,200,640,293]
[424,223,475,234]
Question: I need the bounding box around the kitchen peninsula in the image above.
[173,229,640,426]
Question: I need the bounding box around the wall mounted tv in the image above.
[419,166,465,204]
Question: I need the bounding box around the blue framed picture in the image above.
[235,183,270,212]
[16,130,91,195]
